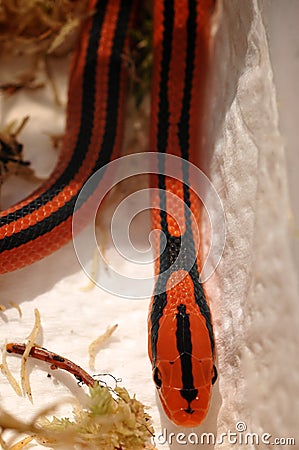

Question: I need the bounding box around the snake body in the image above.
[0,0,217,426]
[149,0,216,426]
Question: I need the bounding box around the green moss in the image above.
[37,384,154,449]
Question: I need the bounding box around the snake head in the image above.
[153,354,216,427]
[149,272,217,426]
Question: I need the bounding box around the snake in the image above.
[0,0,217,427]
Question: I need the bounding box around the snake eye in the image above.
[212,364,218,385]
[153,367,162,389]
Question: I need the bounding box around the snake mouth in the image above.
[157,388,209,427]
[154,362,214,427]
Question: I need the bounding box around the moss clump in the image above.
[0,0,88,55]
[37,383,155,449]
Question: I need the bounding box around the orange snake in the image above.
[0,0,217,426]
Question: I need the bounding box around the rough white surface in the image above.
[1,1,299,449]
[209,0,299,447]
